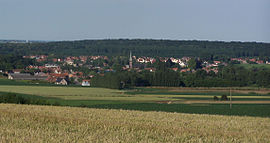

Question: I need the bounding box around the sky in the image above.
[0,0,269,42]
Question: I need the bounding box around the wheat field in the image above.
[0,104,269,142]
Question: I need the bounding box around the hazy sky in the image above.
[0,0,269,42]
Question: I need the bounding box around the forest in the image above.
[1,39,270,57]
[91,60,270,89]
[0,55,35,71]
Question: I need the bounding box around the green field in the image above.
[0,85,270,117]
[0,85,270,101]
[0,78,52,86]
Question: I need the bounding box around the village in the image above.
[3,54,270,86]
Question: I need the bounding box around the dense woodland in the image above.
[0,55,35,71]
[91,60,270,89]
[1,39,270,57]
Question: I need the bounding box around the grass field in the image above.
[0,85,270,117]
[0,78,51,86]
[0,104,269,142]
[0,85,270,103]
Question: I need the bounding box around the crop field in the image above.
[0,104,269,142]
[0,85,123,99]
[0,85,171,101]
[0,78,51,86]
[0,85,270,100]
[0,85,270,117]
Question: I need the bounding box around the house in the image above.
[213,61,221,65]
[54,69,61,74]
[8,73,47,80]
[179,62,186,67]
[249,58,256,62]
[137,58,145,63]
[144,68,156,72]
[48,73,69,83]
[170,58,181,63]
[55,78,68,85]
[34,72,47,77]
[79,56,88,62]
[52,58,58,62]
[82,80,90,87]
[180,68,191,73]
[171,67,178,72]
[256,60,264,64]
[150,58,156,64]
[13,69,23,74]
[45,64,59,68]
[66,60,74,66]
[159,57,168,62]
[105,69,115,72]
[52,58,62,62]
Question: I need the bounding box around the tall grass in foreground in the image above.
[0,104,269,142]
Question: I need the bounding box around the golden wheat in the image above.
[0,104,269,142]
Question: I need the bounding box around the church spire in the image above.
[129,51,133,69]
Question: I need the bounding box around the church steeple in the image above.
[129,51,133,69]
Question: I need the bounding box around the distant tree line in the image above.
[0,39,270,57]
[91,61,270,89]
[0,55,36,71]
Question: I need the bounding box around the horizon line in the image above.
[0,38,269,44]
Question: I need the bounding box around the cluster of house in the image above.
[200,61,226,74]
[160,57,191,68]
[23,55,48,62]
[8,55,114,86]
[4,54,269,86]
[6,66,91,86]
[135,56,190,67]
[136,57,156,64]
[23,54,193,73]
[4,55,219,85]
[7,72,90,87]
[23,55,109,67]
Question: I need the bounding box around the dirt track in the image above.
[183,100,270,104]
[148,87,270,94]
[157,100,270,104]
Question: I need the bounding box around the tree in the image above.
[112,64,122,72]
[165,59,175,68]
[187,58,201,70]
[213,96,219,101]
[221,95,228,101]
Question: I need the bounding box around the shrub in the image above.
[213,96,219,101]
[220,95,228,101]
[79,103,88,108]
[0,93,51,105]
[52,101,60,106]
[17,96,27,104]
[0,93,19,103]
